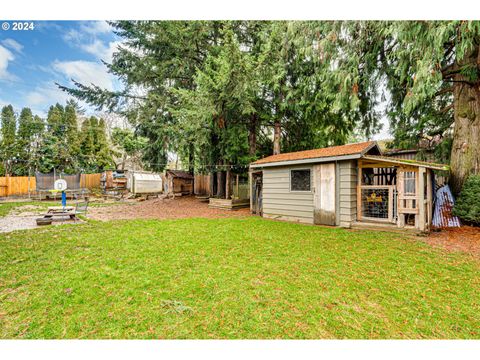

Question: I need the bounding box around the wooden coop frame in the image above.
[357,155,447,232]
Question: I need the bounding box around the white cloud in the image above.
[52,59,114,90]
[63,22,112,43]
[0,45,16,81]
[26,83,70,105]
[1,38,23,54]
[80,21,112,35]
[63,28,82,43]
[25,91,48,106]
[80,39,122,63]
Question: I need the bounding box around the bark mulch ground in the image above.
[88,195,251,222]
[426,226,480,259]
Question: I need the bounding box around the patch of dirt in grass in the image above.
[87,196,251,221]
[426,226,480,258]
[10,205,44,216]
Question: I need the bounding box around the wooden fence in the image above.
[194,174,211,196]
[0,173,102,198]
[80,173,102,189]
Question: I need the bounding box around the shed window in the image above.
[404,171,416,195]
[290,169,311,191]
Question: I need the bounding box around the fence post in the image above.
[28,168,31,199]
[6,175,10,197]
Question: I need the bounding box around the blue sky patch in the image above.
[0,20,121,116]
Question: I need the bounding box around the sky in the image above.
[0,20,390,139]
[0,21,122,117]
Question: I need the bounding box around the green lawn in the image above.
[0,217,479,339]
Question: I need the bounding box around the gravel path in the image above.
[0,215,40,233]
[0,204,83,233]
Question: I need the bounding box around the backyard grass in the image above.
[0,217,479,339]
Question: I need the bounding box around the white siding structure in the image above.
[250,141,380,228]
[262,165,314,224]
[261,161,359,227]
[338,160,357,228]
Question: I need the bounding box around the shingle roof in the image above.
[251,141,377,166]
[166,170,194,179]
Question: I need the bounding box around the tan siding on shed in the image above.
[338,160,358,227]
[262,166,314,223]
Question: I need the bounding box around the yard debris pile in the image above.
[88,196,250,221]
[426,226,480,258]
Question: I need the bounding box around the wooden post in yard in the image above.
[418,167,426,232]
[236,174,239,199]
[426,168,432,231]
[28,172,31,199]
[357,160,363,222]
[249,169,253,213]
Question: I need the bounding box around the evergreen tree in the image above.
[78,116,114,172]
[64,100,81,170]
[14,107,35,175]
[0,105,17,176]
[111,127,147,170]
[295,21,480,193]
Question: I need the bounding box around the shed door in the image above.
[313,163,336,225]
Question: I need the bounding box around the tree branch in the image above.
[439,103,454,114]
[435,86,454,96]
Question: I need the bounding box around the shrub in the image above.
[452,175,480,225]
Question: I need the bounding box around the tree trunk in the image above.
[248,114,257,156]
[209,171,215,197]
[449,45,480,194]
[273,120,281,155]
[121,153,127,171]
[225,168,231,199]
[188,143,194,175]
[216,168,225,198]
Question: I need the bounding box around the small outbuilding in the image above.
[165,170,194,196]
[128,171,163,195]
[249,141,449,233]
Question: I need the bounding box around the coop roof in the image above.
[166,170,194,179]
[250,141,379,168]
[361,155,450,171]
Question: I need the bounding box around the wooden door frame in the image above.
[313,163,336,225]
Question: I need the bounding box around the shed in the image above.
[165,170,194,196]
[128,171,163,195]
[249,141,449,233]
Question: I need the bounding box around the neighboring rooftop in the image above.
[251,141,378,167]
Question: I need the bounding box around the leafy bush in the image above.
[453,175,480,225]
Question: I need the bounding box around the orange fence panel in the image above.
[80,173,102,189]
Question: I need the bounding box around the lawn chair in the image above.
[73,200,89,222]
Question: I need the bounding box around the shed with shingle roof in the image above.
[249,141,449,233]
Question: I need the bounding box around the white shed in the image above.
[128,172,163,194]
